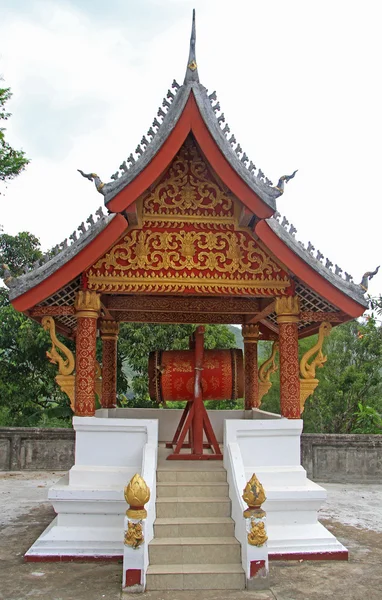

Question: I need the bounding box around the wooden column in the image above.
[242,324,260,410]
[275,296,300,419]
[100,320,119,409]
[74,291,101,416]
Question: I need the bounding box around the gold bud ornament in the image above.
[124,474,150,519]
[242,473,266,518]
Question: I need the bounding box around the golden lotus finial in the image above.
[124,474,150,519]
[242,473,266,518]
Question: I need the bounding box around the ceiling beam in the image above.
[105,295,259,314]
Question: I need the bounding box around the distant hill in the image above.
[228,324,272,361]
[228,325,244,349]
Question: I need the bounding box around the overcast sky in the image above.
[1,0,381,299]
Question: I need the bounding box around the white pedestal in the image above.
[25,416,158,564]
[224,418,348,561]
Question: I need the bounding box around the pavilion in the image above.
[5,10,372,591]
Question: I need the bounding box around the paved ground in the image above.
[0,472,382,600]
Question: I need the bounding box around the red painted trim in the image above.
[125,569,142,588]
[256,220,365,318]
[12,214,128,312]
[24,554,123,562]
[269,550,348,561]
[107,93,273,218]
[250,559,266,578]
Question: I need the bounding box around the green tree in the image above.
[0,85,29,182]
[302,318,382,433]
[0,230,71,427]
[0,228,42,275]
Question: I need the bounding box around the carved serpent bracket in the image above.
[299,321,332,412]
[42,316,76,411]
[258,341,279,406]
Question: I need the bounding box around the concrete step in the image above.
[157,469,227,483]
[146,563,245,591]
[156,496,231,518]
[154,517,235,538]
[156,481,229,498]
[149,537,241,565]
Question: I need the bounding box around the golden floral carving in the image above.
[242,323,260,343]
[124,521,144,549]
[248,520,268,547]
[243,473,266,518]
[55,374,75,412]
[74,290,101,318]
[275,296,300,323]
[124,474,150,519]
[100,319,119,338]
[143,139,234,220]
[87,225,290,296]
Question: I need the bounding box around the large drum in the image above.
[148,349,244,404]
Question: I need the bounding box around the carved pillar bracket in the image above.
[100,319,119,409]
[275,296,300,419]
[299,321,332,413]
[242,323,261,410]
[258,341,279,406]
[41,316,76,412]
[74,291,101,416]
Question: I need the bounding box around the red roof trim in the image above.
[11,214,128,312]
[107,93,273,218]
[255,220,365,318]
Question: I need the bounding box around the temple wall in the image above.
[0,426,381,483]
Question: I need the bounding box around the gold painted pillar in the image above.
[242,324,260,410]
[100,319,119,409]
[74,290,101,417]
[275,296,300,419]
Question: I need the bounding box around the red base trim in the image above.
[125,569,142,587]
[250,559,266,578]
[269,550,348,561]
[24,554,123,563]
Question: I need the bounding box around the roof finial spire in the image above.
[184,9,199,83]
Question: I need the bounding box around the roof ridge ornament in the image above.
[184,9,199,83]
[275,170,298,195]
[359,266,380,292]
[77,170,105,195]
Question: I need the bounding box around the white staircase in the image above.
[146,460,245,591]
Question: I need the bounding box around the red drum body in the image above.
[148,349,244,403]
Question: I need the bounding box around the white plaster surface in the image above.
[1,474,381,534]
[23,417,158,562]
[223,419,349,559]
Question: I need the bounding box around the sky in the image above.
[1,0,381,299]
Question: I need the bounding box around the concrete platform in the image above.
[1,472,382,599]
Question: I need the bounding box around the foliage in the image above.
[302,319,382,433]
[0,300,72,427]
[0,86,29,182]
[0,228,42,275]
[0,230,70,427]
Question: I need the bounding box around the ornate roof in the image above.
[79,10,292,213]
[6,11,371,336]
